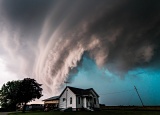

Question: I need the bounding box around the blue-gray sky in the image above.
[0,0,160,105]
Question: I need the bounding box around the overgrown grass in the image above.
[8,110,160,115]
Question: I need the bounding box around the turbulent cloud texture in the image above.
[0,0,160,94]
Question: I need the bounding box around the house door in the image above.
[86,97,94,108]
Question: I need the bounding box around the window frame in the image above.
[94,98,96,104]
[78,97,81,104]
[70,97,72,104]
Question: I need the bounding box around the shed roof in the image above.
[42,96,59,101]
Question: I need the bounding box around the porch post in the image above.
[83,97,86,108]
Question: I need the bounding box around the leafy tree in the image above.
[0,80,21,111]
[0,78,43,112]
[18,78,43,112]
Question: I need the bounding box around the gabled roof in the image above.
[59,86,99,98]
[68,86,90,95]
[42,96,59,101]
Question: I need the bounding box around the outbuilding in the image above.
[43,96,59,110]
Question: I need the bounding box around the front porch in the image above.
[82,96,96,109]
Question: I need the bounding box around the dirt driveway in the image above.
[0,112,9,115]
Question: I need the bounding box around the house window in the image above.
[70,97,72,104]
[63,98,65,102]
[94,98,96,104]
[78,97,81,104]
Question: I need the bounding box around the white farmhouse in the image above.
[59,86,100,111]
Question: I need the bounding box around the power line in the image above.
[99,71,145,96]
[100,89,134,95]
[64,81,70,87]
[127,90,135,105]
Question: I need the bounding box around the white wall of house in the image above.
[59,87,76,109]
[59,87,100,110]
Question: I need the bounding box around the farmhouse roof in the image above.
[59,86,99,97]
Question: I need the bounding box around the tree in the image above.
[0,78,43,112]
[0,80,21,111]
[18,78,43,112]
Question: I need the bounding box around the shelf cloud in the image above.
[0,0,160,94]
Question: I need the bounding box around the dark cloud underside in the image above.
[0,0,160,93]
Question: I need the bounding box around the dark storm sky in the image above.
[0,0,160,105]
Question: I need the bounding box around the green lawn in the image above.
[8,110,160,115]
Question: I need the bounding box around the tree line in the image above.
[0,78,43,112]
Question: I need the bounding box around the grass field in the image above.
[8,110,160,115]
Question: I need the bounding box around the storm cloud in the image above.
[0,0,160,94]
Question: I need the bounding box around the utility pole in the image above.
[64,81,70,87]
[64,81,70,108]
[134,86,144,107]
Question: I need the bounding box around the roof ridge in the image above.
[67,86,91,90]
[85,88,92,90]
[67,86,85,90]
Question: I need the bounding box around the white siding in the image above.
[59,87,76,109]
[59,87,100,110]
